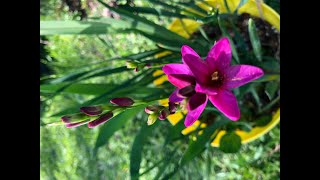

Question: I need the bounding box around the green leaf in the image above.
[219,132,242,153]
[265,81,279,100]
[255,115,272,127]
[49,66,129,84]
[45,66,130,99]
[130,122,159,180]
[164,120,185,146]
[40,20,116,35]
[248,18,262,61]
[94,104,145,154]
[253,74,280,82]
[180,118,229,165]
[48,70,90,84]
[118,6,188,18]
[97,0,194,48]
[49,70,153,117]
[218,16,240,63]
[147,0,205,18]
[40,83,164,95]
[40,83,114,95]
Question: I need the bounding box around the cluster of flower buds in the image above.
[126,61,151,72]
[61,97,135,128]
[144,102,178,125]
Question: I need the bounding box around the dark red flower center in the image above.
[208,70,224,88]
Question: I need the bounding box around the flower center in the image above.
[211,71,219,81]
[210,71,224,88]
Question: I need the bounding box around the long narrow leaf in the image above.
[93,104,146,154]
[180,118,229,165]
[130,122,159,180]
[97,0,192,47]
[248,18,262,61]
[118,6,188,18]
[40,20,116,35]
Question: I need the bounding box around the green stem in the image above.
[259,96,280,114]
[139,158,166,177]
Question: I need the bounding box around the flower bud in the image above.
[168,102,178,114]
[110,97,134,107]
[147,113,158,125]
[80,106,103,116]
[144,105,160,114]
[158,109,170,120]
[61,113,88,124]
[88,111,114,128]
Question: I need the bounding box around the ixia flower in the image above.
[162,37,264,127]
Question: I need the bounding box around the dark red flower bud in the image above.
[168,102,178,114]
[88,111,113,128]
[158,109,170,120]
[80,106,103,116]
[61,113,87,124]
[145,105,160,114]
[110,97,135,107]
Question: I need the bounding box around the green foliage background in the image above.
[40,0,280,179]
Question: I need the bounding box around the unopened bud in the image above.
[80,106,103,116]
[147,113,158,125]
[158,109,170,120]
[168,102,178,114]
[61,113,88,124]
[145,105,160,114]
[88,111,114,128]
[110,97,134,107]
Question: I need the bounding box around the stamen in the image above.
[211,71,219,81]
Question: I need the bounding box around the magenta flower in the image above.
[162,37,264,127]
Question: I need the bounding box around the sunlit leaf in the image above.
[180,118,229,165]
[248,18,262,61]
[94,104,146,154]
[130,122,159,180]
[219,132,242,153]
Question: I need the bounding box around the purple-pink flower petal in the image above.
[183,54,210,85]
[181,45,201,64]
[185,93,208,127]
[162,64,194,76]
[208,90,240,121]
[225,65,264,89]
[169,89,184,102]
[206,37,232,72]
[195,83,218,95]
[167,74,195,89]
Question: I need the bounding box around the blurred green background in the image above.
[40,0,280,179]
